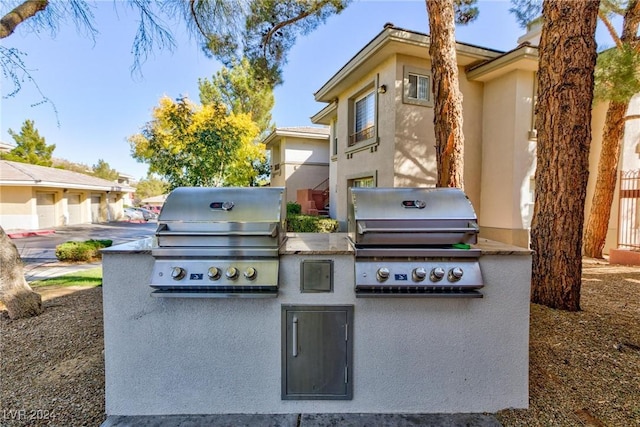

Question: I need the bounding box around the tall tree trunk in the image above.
[530,0,600,311]
[425,0,465,189]
[583,1,640,258]
[0,226,43,319]
[583,101,628,257]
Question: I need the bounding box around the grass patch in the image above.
[30,267,103,288]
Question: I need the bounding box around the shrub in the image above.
[286,202,301,216]
[55,239,113,262]
[286,215,339,233]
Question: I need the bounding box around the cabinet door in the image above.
[282,305,353,400]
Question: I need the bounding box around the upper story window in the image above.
[403,66,433,107]
[407,74,430,101]
[350,91,375,146]
[529,71,538,140]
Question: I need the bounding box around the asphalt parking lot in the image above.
[11,222,157,263]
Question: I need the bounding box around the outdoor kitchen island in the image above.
[101,232,531,419]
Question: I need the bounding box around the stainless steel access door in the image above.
[281,305,353,400]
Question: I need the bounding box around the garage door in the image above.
[68,194,82,224]
[91,195,101,223]
[36,193,56,229]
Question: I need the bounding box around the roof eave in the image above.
[314,26,503,103]
[0,180,135,192]
[263,129,329,148]
[466,45,539,82]
[311,102,338,125]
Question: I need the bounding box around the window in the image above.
[352,176,374,188]
[403,66,432,107]
[407,73,430,101]
[331,121,338,157]
[529,72,538,140]
[350,91,375,146]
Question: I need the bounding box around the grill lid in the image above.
[348,187,479,246]
[154,186,285,252]
[158,187,284,224]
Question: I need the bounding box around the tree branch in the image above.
[0,0,49,39]
[626,114,640,121]
[598,9,623,49]
[189,0,208,38]
[601,0,626,16]
[261,1,328,58]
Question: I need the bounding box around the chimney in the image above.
[517,19,542,47]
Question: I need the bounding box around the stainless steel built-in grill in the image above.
[150,187,284,298]
[348,187,484,298]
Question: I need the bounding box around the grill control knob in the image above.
[448,267,464,282]
[430,267,445,282]
[170,267,186,281]
[376,267,390,282]
[412,267,427,282]
[208,267,221,281]
[225,267,239,280]
[244,267,257,281]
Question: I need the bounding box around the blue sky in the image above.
[0,0,616,180]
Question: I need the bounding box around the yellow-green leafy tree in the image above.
[129,96,262,189]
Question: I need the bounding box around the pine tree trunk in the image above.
[425,0,464,189]
[583,102,628,258]
[0,226,43,319]
[583,2,640,258]
[530,0,600,311]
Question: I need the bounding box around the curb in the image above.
[7,230,56,239]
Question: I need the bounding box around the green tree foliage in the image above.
[53,158,91,174]
[509,0,542,28]
[2,1,349,95]
[199,57,274,137]
[135,176,169,201]
[594,44,640,103]
[129,96,263,188]
[92,159,119,181]
[207,0,351,85]
[454,0,480,24]
[199,57,274,186]
[1,119,55,166]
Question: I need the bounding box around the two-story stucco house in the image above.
[263,126,330,209]
[309,23,640,253]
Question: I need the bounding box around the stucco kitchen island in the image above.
[101,233,531,419]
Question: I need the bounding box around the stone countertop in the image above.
[102,234,530,256]
[280,233,353,255]
[475,238,532,256]
[101,237,155,254]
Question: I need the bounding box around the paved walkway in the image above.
[102,413,502,427]
[23,260,102,282]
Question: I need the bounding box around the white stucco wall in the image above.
[102,241,531,416]
[621,94,640,171]
[479,70,536,248]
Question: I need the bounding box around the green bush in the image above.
[55,239,113,262]
[286,215,339,233]
[286,202,301,216]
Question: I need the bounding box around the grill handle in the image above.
[357,222,479,235]
[292,316,298,357]
[156,223,278,238]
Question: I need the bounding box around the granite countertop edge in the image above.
[102,234,531,256]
